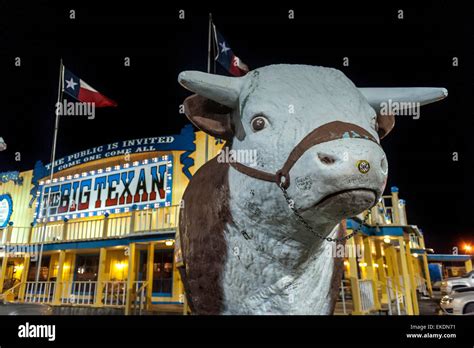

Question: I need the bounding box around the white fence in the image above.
[24,282,56,303]
[27,205,179,244]
[359,280,375,312]
[22,280,147,308]
[385,277,405,315]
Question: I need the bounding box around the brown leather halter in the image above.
[229,121,379,189]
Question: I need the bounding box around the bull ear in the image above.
[183,94,234,140]
[376,114,395,139]
[359,87,448,139]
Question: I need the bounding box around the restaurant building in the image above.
[0,125,222,313]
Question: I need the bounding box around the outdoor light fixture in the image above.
[358,262,368,267]
[13,264,24,272]
[412,253,419,258]
[115,261,126,270]
[463,244,472,253]
[165,240,175,246]
[383,237,391,244]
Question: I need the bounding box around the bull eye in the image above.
[251,115,268,132]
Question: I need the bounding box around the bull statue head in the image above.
[177,64,447,315]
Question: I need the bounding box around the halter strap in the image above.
[229,121,379,189]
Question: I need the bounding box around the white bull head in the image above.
[177,64,447,315]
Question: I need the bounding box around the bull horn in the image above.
[178,71,243,108]
[359,87,448,113]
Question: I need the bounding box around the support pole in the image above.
[53,251,66,305]
[390,187,400,224]
[204,13,213,163]
[363,236,380,310]
[125,243,136,315]
[404,237,420,315]
[418,236,433,296]
[397,237,415,315]
[0,254,9,294]
[347,228,362,314]
[146,243,155,310]
[18,255,30,301]
[34,59,64,295]
[94,248,107,307]
[465,259,473,273]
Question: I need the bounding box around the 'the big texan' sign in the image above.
[35,156,173,221]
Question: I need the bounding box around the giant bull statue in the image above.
[177,64,447,314]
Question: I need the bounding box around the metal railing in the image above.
[0,281,23,301]
[359,279,376,313]
[130,281,148,315]
[385,277,405,315]
[415,275,429,297]
[24,281,56,303]
[338,279,351,315]
[1,205,179,245]
[102,281,127,306]
[21,280,149,311]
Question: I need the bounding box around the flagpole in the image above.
[34,58,64,294]
[205,13,213,162]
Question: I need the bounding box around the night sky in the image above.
[0,2,472,253]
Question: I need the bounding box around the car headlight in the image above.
[441,296,453,304]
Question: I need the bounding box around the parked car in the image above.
[440,286,474,315]
[440,270,474,294]
[0,300,53,315]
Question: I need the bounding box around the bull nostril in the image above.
[380,155,388,175]
[317,152,337,165]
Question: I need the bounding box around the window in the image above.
[27,256,51,281]
[152,249,173,296]
[74,254,99,281]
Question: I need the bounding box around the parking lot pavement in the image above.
[419,291,443,315]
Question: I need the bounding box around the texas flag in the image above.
[62,67,117,107]
[213,25,249,77]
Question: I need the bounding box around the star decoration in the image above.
[219,42,230,54]
[65,78,78,90]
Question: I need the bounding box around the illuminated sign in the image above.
[0,194,13,228]
[35,156,173,221]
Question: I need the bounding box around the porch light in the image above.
[412,253,419,258]
[13,264,24,272]
[115,261,126,270]
[358,262,367,267]
[165,240,175,246]
[383,237,391,244]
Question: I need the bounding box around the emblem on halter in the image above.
[357,160,370,174]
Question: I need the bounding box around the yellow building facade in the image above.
[0,126,223,313]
